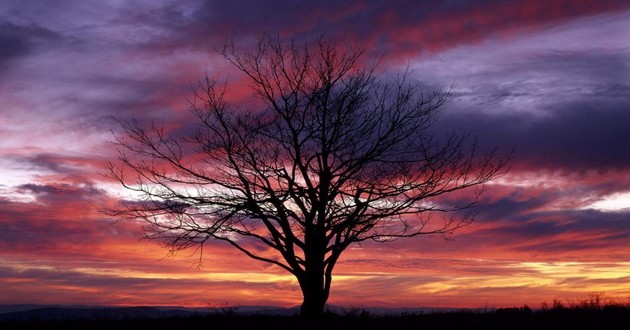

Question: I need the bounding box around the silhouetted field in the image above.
[2,305,630,330]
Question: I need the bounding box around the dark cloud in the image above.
[4,153,109,184]
[20,154,84,175]
[475,192,553,220]
[439,100,630,172]
[82,75,195,128]
[0,21,63,61]
[17,183,105,199]
[126,0,630,57]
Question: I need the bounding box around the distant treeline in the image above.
[2,301,630,330]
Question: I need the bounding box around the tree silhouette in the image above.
[108,35,509,317]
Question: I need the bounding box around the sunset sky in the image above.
[1,0,630,309]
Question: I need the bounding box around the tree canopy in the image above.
[108,35,510,317]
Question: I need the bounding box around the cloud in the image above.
[0,183,113,245]
[0,262,300,306]
[0,21,66,66]
[19,153,106,177]
[80,0,629,67]
[17,182,105,199]
[437,101,630,172]
[329,255,630,307]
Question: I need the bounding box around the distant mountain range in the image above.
[0,304,473,321]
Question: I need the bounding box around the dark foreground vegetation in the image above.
[3,301,630,330]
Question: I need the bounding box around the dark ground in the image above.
[2,306,630,330]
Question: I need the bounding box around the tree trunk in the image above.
[299,213,330,317]
[298,239,329,317]
[298,269,329,317]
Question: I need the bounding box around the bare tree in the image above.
[108,35,509,317]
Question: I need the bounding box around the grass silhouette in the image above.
[2,296,629,330]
